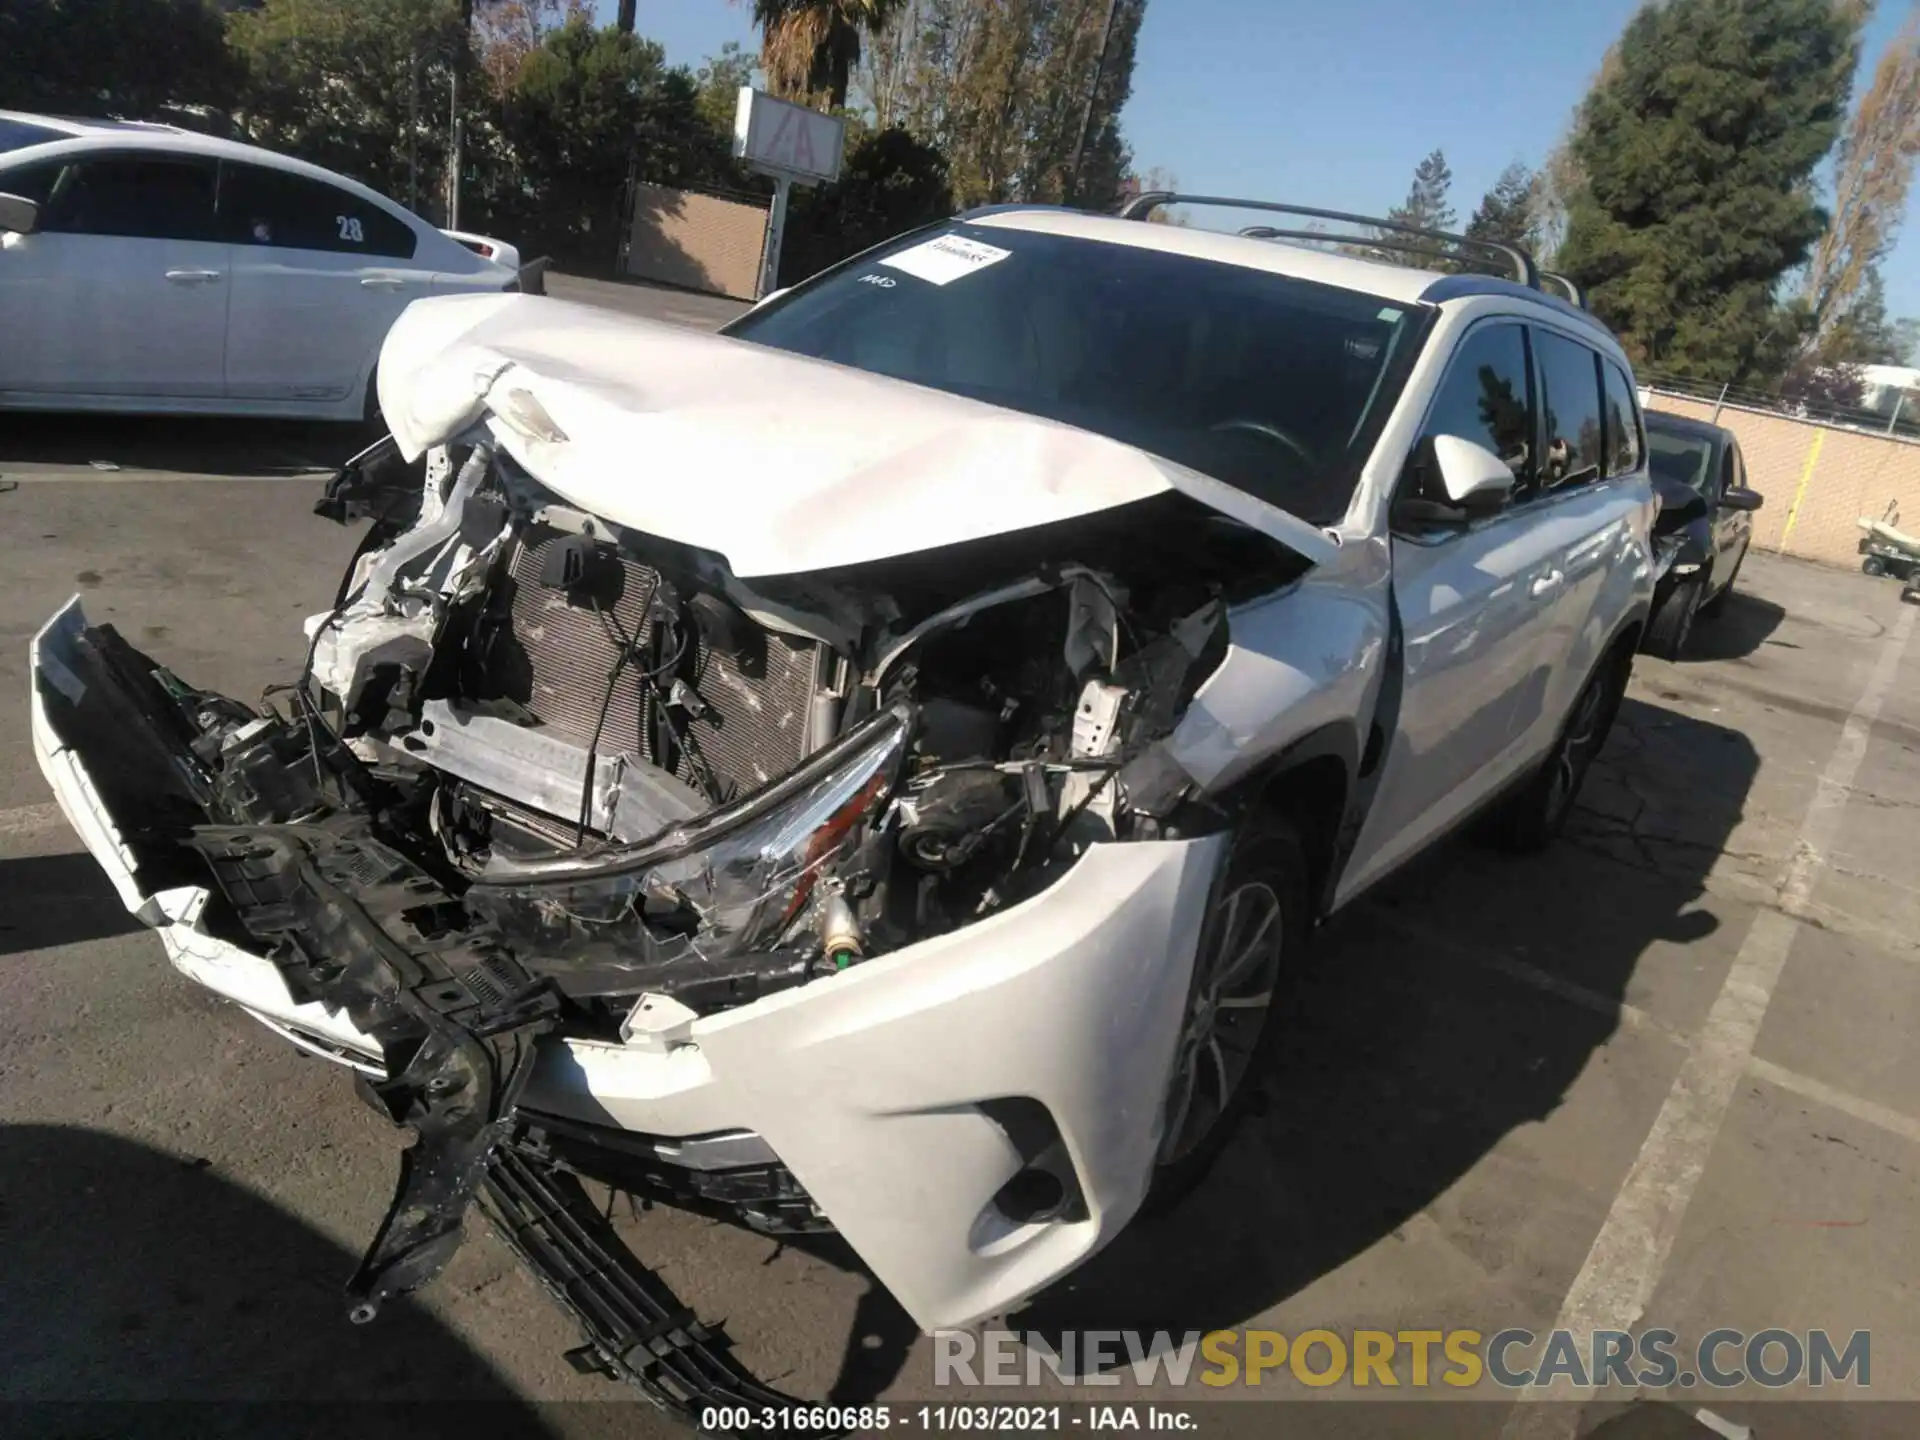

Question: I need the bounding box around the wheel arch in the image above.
[1212,722,1361,920]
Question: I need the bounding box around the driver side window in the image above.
[1409,321,1537,505]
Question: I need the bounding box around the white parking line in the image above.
[0,801,64,837]
[1381,910,1920,1156]
[1371,910,1688,1045]
[1502,602,1915,1438]
[1747,1055,1920,1148]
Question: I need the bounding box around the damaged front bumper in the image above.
[31,598,1226,1334]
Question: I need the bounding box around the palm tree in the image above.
[752,0,906,110]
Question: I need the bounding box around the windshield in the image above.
[1646,426,1715,492]
[726,223,1425,524]
[0,118,63,156]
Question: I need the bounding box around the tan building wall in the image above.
[621,184,769,301]
[1644,393,1919,569]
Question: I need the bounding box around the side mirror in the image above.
[0,192,40,235]
[1431,434,1516,513]
[1721,486,1764,513]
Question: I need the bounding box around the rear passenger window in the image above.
[41,155,217,241]
[1534,329,1606,490]
[1418,321,1536,488]
[219,162,417,259]
[1602,362,1643,475]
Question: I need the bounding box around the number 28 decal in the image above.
[335,214,364,244]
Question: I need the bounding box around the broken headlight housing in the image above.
[465,704,914,961]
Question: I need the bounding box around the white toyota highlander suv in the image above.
[31,195,1654,1415]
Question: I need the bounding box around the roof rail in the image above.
[1121,192,1540,290]
[1540,271,1586,308]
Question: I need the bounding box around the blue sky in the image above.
[600,0,1920,323]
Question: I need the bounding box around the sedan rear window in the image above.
[1647,428,1715,492]
[728,224,1425,524]
[218,161,418,259]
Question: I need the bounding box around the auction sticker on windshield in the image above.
[881,234,1013,286]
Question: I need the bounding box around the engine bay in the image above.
[284,434,1309,1030]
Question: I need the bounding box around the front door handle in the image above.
[360,276,406,290]
[1529,569,1565,598]
[165,269,221,284]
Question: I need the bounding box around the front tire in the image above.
[1645,576,1704,658]
[1144,815,1307,1212]
[1483,646,1630,854]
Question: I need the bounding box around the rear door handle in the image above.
[1529,570,1565,598]
[165,269,221,284]
[360,276,406,290]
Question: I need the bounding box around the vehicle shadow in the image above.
[0,412,371,478]
[1683,586,1786,662]
[0,852,145,957]
[0,1124,569,1439]
[973,694,1759,1367]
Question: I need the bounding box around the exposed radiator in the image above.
[470,528,822,805]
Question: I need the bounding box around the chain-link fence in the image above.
[1641,384,1920,571]
[1638,368,1920,442]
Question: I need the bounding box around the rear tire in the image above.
[1482,646,1630,854]
[1645,576,1704,659]
[1142,814,1308,1214]
[1863,555,1889,578]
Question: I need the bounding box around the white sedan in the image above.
[0,111,520,422]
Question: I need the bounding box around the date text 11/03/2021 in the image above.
[698,1407,1196,1432]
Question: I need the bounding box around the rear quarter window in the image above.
[219,162,417,259]
[1602,361,1643,476]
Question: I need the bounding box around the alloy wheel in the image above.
[1158,878,1287,1165]
[1545,669,1610,824]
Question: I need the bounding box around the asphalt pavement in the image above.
[4,278,1920,1438]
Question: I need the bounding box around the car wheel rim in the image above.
[1159,878,1285,1165]
[1546,671,1609,821]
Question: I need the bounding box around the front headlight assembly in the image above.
[466,704,914,955]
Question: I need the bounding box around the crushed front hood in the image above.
[375,293,1340,578]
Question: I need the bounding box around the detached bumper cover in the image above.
[32,598,1225,1330]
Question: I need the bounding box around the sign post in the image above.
[732,88,847,300]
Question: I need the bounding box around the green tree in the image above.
[753,0,909,110]
[694,41,758,138]
[488,17,732,262]
[0,0,240,119]
[1799,6,1920,363]
[1387,148,1455,233]
[229,0,467,208]
[931,0,1146,209]
[779,122,951,283]
[1556,0,1864,382]
[473,0,587,96]
[1464,160,1539,255]
[1820,266,1912,365]
[1361,147,1454,267]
